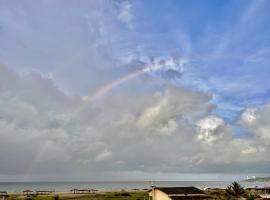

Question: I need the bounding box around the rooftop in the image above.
[154,187,206,195]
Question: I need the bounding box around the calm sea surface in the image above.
[0,181,269,193]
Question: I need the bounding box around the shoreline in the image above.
[1,180,269,194]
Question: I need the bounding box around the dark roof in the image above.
[246,187,270,190]
[171,196,212,200]
[155,187,206,195]
[0,191,7,194]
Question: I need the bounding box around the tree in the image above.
[246,193,256,200]
[225,182,245,199]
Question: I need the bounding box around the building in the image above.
[0,191,8,200]
[149,187,212,200]
[259,194,270,200]
[70,189,98,194]
[246,187,270,195]
[35,190,54,195]
[23,190,34,196]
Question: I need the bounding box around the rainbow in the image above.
[82,67,146,103]
[82,57,185,104]
[27,57,185,172]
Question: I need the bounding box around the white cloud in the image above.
[0,0,126,95]
[95,149,113,162]
[0,65,213,177]
[117,1,133,29]
[241,146,260,155]
[1,64,270,179]
[240,104,270,146]
[240,108,257,123]
[197,116,227,144]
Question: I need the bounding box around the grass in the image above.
[6,191,147,200]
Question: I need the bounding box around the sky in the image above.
[0,0,270,181]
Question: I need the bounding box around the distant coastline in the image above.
[245,177,270,182]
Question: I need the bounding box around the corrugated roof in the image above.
[155,187,205,195]
[170,195,211,199]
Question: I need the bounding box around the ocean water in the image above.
[0,181,269,193]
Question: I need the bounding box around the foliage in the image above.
[245,191,260,200]
[225,182,245,198]
[246,193,256,200]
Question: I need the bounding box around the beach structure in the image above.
[0,191,8,200]
[92,189,98,194]
[246,187,270,195]
[70,189,98,194]
[23,190,34,196]
[0,192,7,196]
[36,190,54,195]
[149,187,212,200]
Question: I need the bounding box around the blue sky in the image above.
[129,0,270,122]
[0,0,270,181]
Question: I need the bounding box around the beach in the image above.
[1,181,270,193]
[1,181,270,200]
[1,190,147,200]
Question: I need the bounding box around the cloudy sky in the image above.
[0,0,270,181]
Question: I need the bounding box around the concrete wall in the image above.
[149,189,171,200]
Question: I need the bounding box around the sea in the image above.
[0,181,270,193]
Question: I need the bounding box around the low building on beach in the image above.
[70,189,98,194]
[23,190,34,196]
[35,190,54,195]
[149,187,212,200]
[0,192,7,196]
[0,191,8,200]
